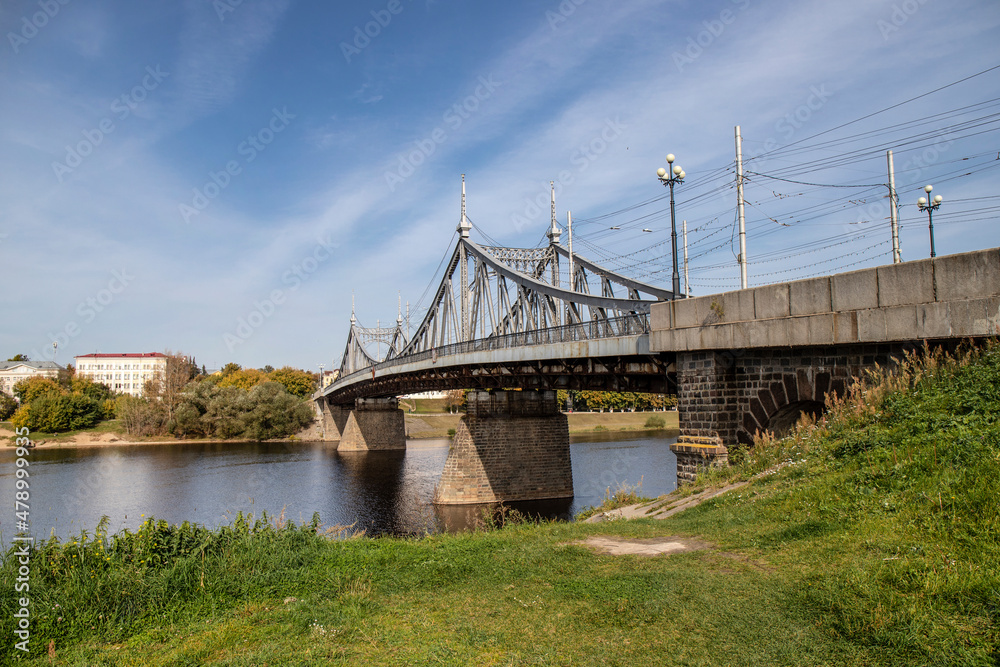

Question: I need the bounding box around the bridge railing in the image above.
[331,313,650,391]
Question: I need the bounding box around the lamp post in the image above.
[656,154,686,298]
[916,184,942,258]
[318,363,325,388]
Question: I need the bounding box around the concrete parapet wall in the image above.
[651,248,1000,353]
[434,390,573,504]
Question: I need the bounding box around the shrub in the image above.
[12,393,102,433]
[644,415,666,428]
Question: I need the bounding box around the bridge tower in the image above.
[458,175,472,342]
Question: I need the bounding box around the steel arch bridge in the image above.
[318,179,677,405]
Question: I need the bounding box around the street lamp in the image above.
[318,363,325,388]
[916,184,943,258]
[656,154,686,298]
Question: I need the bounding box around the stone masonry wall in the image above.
[677,343,910,450]
[434,390,573,504]
[674,447,729,485]
[337,398,406,451]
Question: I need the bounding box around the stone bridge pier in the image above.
[671,344,909,483]
[317,397,406,451]
[434,390,574,505]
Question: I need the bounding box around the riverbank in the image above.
[2,344,997,664]
[405,410,678,439]
[2,410,678,447]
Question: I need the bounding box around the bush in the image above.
[11,393,102,433]
[644,415,666,428]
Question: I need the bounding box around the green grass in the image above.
[3,344,998,665]
[575,480,652,521]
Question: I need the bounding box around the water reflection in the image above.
[0,432,676,543]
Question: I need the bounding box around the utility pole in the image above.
[457,174,472,341]
[887,150,901,263]
[735,125,748,289]
[682,219,690,298]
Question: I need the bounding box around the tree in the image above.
[238,382,314,441]
[0,392,17,421]
[144,351,197,422]
[203,386,250,438]
[220,363,242,377]
[267,367,316,399]
[444,389,467,413]
[262,365,275,373]
[115,395,164,438]
[218,368,268,391]
[12,393,102,433]
[7,354,29,361]
[71,375,114,402]
[13,376,62,403]
[57,364,75,390]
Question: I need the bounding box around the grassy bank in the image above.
[2,344,998,665]
[405,410,678,439]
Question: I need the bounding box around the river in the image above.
[1,431,677,543]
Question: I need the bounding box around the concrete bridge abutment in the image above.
[434,390,574,505]
[317,397,406,451]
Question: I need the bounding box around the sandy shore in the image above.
[0,425,309,449]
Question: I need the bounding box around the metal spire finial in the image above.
[457,174,472,238]
[546,180,562,244]
[350,291,356,324]
[397,292,402,325]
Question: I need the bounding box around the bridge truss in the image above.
[330,179,676,401]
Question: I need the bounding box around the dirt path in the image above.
[574,466,789,556]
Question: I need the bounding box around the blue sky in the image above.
[2,0,999,373]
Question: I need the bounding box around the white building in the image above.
[0,360,61,397]
[75,353,167,397]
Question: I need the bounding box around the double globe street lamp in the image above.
[656,154,686,298]
[916,184,943,258]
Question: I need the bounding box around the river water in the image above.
[1,432,677,543]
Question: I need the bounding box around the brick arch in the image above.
[737,368,849,446]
